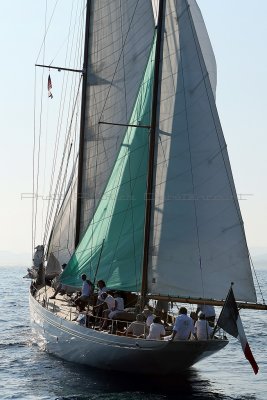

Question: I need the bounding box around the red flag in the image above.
[48,74,53,99]
[217,286,259,374]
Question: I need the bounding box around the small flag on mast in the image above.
[217,286,259,374]
[48,74,53,99]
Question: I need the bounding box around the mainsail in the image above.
[61,0,256,303]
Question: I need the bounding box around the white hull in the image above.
[29,292,228,375]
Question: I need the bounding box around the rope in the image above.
[43,2,85,249]
[31,1,85,258]
[43,76,83,246]
[32,0,48,254]
[249,252,265,304]
[35,0,60,64]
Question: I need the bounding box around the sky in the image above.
[0,0,266,267]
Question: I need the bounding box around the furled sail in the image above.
[79,0,155,237]
[147,0,256,302]
[61,38,156,290]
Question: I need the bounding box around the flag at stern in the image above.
[217,286,259,374]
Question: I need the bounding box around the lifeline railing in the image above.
[35,287,226,340]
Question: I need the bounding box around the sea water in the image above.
[0,266,266,400]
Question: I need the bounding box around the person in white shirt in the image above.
[74,274,93,310]
[109,291,124,319]
[194,312,212,340]
[96,280,107,304]
[142,308,155,327]
[196,304,215,326]
[170,307,195,341]
[147,317,165,340]
[50,263,67,300]
[124,314,148,337]
[94,292,116,329]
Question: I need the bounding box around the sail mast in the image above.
[141,0,164,306]
[75,0,91,247]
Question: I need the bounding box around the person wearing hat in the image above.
[196,304,215,327]
[194,311,212,340]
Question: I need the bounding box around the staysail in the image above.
[147,0,256,302]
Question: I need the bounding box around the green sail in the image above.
[61,37,156,291]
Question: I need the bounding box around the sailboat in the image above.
[29,0,266,375]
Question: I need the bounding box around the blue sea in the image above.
[0,266,266,400]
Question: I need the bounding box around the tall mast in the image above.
[75,0,91,247]
[141,0,164,306]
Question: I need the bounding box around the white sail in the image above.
[147,0,256,302]
[79,0,155,236]
[46,252,61,277]
[188,0,217,98]
[47,161,78,265]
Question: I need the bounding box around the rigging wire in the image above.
[40,95,50,242]
[33,0,59,251]
[249,253,265,303]
[65,2,86,254]
[32,0,48,253]
[32,0,85,261]
[43,75,83,247]
[55,0,82,251]
[43,2,85,248]
[32,68,37,256]
[35,0,60,64]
